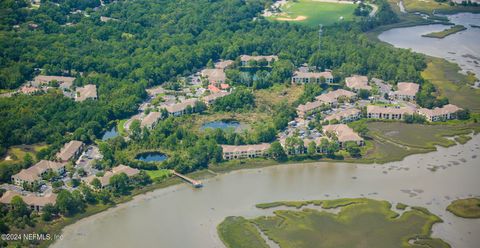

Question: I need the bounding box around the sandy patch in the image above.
[4,156,12,161]
[276,15,307,21]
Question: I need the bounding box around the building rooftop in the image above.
[240,55,278,62]
[324,108,361,122]
[345,75,371,91]
[163,98,198,113]
[13,160,66,183]
[394,82,420,97]
[322,124,363,143]
[367,105,415,115]
[0,191,57,207]
[293,71,333,79]
[75,84,97,102]
[85,165,140,187]
[141,112,162,128]
[315,89,356,103]
[215,60,234,69]
[221,143,271,153]
[297,100,324,113]
[56,140,83,162]
[201,68,226,84]
[203,91,231,102]
[33,75,75,86]
[418,104,462,117]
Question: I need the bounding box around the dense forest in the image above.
[0,0,428,157]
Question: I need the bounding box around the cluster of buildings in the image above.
[84,165,139,189]
[18,75,97,102]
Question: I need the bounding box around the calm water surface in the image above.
[200,120,246,132]
[101,126,118,141]
[53,135,480,248]
[135,152,167,162]
[379,13,480,84]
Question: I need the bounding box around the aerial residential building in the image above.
[345,75,371,91]
[366,105,415,120]
[315,89,356,106]
[20,86,41,94]
[201,68,227,84]
[296,100,324,118]
[322,124,364,147]
[141,112,162,129]
[56,140,84,162]
[203,91,231,106]
[391,82,420,101]
[221,143,271,160]
[0,191,57,212]
[214,60,234,69]
[11,160,66,186]
[85,165,140,188]
[291,71,334,84]
[417,104,462,122]
[240,55,278,66]
[324,108,361,123]
[32,75,75,88]
[75,84,97,102]
[162,98,198,116]
[279,137,328,155]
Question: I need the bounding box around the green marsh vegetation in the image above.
[447,198,480,218]
[422,25,467,38]
[219,198,450,248]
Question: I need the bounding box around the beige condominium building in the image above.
[75,84,97,102]
[12,160,66,186]
[417,104,462,122]
[366,105,415,120]
[322,124,364,147]
[345,75,371,91]
[324,108,361,123]
[202,91,231,106]
[315,89,356,106]
[0,191,57,212]
[391,82,419,101]
[221,143,271,160]
[56,140,84,162]
[162,98,198,117]
[84,164,140,188]
[291,71,334,84]
[141,112,162,129]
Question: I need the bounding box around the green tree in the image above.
[10,196,30,218]
[109,172,130,195]
[91,177,102,189]
[41,204,58,222]
[269,141,287,162]
[307,141,317,156]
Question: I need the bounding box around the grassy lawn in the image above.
[422,25,467,38]
[117,119,128,136]
[422,57,480,113]
[268,0,357,26]
[219,198,449,248]
[145,169,172,181]
[403,0,480,14]
[447,198,480,218]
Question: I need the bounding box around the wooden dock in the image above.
[172,170,203,188]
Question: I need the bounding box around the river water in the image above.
[379,13,480,85]
[53,134,480,248]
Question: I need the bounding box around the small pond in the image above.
[200,120,246,132]
[101,126,119,141]
[135,152,168,163]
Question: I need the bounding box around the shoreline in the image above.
[43,131,479,247]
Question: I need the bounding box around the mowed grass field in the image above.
[219,198,449,248]
[422,57,480,113]
[270,0,357,26]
